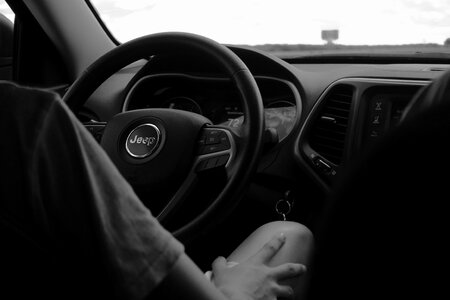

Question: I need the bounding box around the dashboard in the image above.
[296,77,428,189]
[83,45,447,200]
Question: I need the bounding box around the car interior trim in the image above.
[294,77,431,192]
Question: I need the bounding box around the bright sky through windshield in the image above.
[0,1,13,22]
[90,0,450,46]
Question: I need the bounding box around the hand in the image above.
[211,233,307,300]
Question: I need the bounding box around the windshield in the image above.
[90,0,450,58]
[0,1,14,23]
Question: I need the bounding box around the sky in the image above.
[89,0,450,45]
[2,0,450,46]
[0,1,13,22]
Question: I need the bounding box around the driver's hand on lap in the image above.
[211,233,306,300]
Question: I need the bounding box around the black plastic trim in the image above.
[84,0,120,46]
[294,77,430,192]
[284,55,450,65]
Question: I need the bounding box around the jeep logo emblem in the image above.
[125,123,161,158]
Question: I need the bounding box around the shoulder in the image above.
[0,81,68,158]
[0,81,61,118]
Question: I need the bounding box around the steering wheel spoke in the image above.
[194,127,236,175]
[156,170,199,225]
[157,126,235,226]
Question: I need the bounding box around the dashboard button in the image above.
[372,100,386,113]
[313,157,333,175]
[370,129,381,137]
[371,113,384,126]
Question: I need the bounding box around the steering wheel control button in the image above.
[217,154,230,166]
[197,130,231,155]
[200,144,225,154]
[205,135,220,145]
[206,157,219,169]
[204,129,221,145]
[125,123,161,158]
[219,132,230,147]
[196,154,230,172]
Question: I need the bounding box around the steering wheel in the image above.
[63,32,264,243]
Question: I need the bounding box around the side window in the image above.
[0,0,14,80]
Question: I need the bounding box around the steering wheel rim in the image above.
[63,32,264,242]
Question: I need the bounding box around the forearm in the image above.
[149,253,229,300]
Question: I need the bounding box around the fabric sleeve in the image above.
[31,98,184,300]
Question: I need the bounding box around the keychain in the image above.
[275,190,294,221]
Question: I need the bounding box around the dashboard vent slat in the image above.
[309,84,354,165]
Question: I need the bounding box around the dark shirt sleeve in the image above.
[1,82,184,300]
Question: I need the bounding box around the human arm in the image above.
[225,221,314,300]
[212,232,307,300]
[4,83,306,300]
[151,232,306,300]
[150,253,229,300]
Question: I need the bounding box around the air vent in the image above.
[309,84,354,165]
